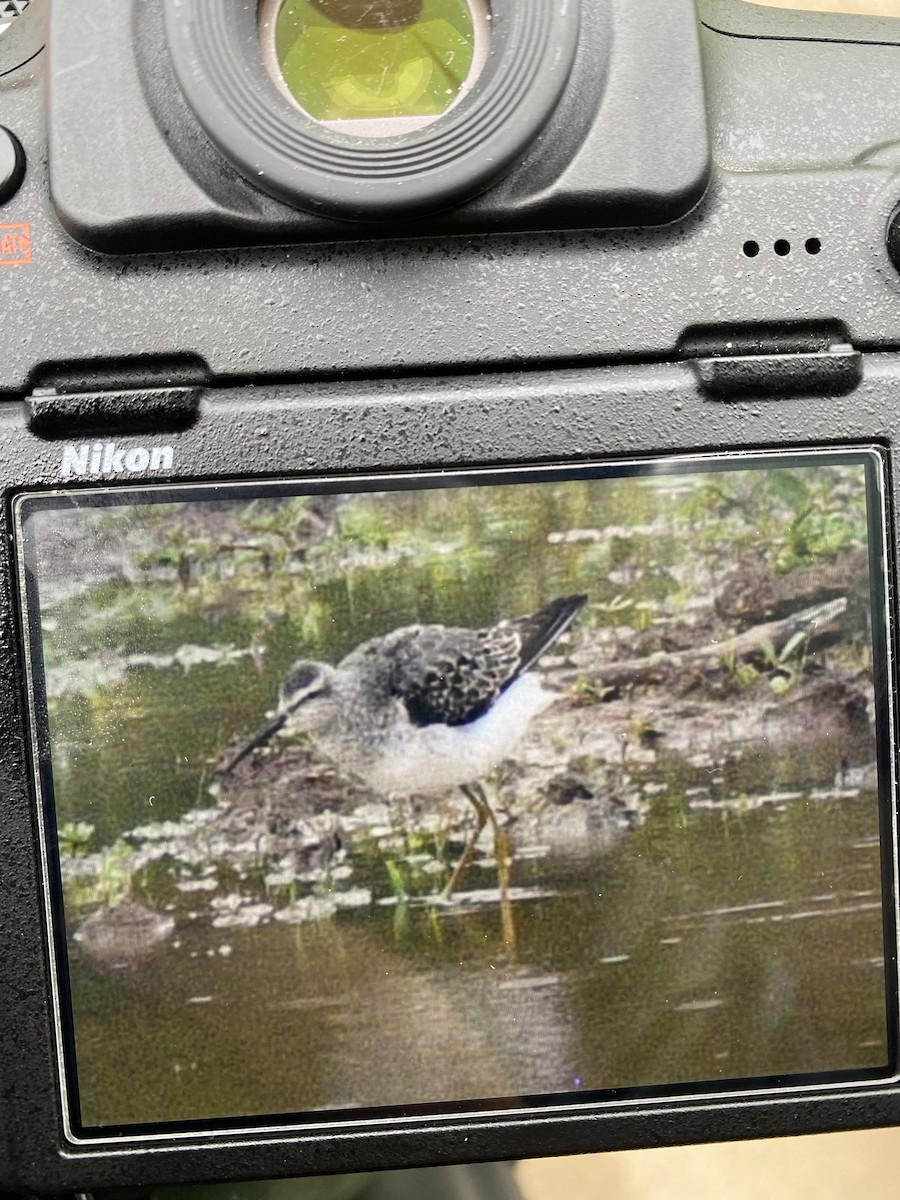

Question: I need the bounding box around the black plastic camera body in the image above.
[4,0,900,1195]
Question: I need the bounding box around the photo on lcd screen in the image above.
[15,451,894,1133]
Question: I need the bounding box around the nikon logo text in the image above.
[60,442,175,479]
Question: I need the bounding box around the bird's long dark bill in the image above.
[219,710,289,776]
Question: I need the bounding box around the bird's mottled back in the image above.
[342,594,587,729]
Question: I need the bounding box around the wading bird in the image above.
[222,594,587,923]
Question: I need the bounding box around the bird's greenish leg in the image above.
[471,781,518,949]
[441,784,489,900]
[452,782,518,951]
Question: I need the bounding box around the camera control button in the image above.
[0,126,25,204]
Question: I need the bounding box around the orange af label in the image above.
[0,223,31,266]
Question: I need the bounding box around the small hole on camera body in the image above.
[774,239,791,256]
[742,240,760,257]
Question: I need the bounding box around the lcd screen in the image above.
[14,449,896,1137]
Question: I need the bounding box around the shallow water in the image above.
[67,790,888,1129]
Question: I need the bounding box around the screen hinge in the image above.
[678,323,862,399]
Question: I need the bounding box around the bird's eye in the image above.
[283,663,321,693]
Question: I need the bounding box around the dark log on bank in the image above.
[716,548,868,629]
[583,597,848,692]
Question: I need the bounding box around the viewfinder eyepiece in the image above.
[164,0,580,220]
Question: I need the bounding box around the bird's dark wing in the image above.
[371,594,587,728]
[509,593,588,675]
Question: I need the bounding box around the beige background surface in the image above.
[751,0,900,12]
[515,0,900,1195]
[515,1128,900,1200]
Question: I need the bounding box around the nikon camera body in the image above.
[2,0,900,1194]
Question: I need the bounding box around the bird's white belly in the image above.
[360,674,556,796]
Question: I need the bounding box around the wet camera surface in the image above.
[2,0,900,1194]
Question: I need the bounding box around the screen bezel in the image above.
[13,444,900,1149]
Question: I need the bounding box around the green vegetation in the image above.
[677,465,867,575]
[63,839,134,909]
[57,820,94,856]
